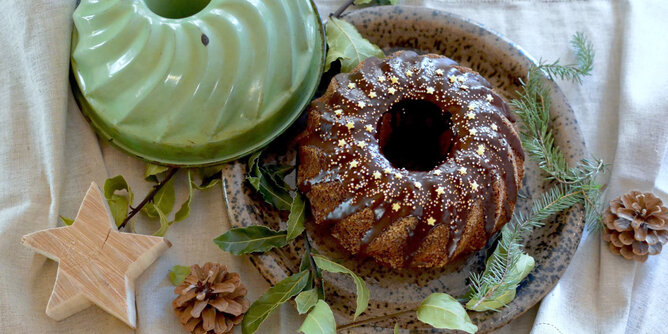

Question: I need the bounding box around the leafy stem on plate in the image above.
[59,163,224,236]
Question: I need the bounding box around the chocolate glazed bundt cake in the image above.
[297,51,524,269]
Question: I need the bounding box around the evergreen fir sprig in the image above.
[467,33,606,312]
[467,185,585,311]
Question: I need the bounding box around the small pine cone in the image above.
[602,191,668,262]
[173,263,250,334]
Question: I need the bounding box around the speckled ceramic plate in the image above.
[222,6,586,333]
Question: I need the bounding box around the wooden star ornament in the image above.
[21,182,171,328]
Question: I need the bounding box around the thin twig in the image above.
[332,0,355,18]
[337,308,415,331]
[118,167,178,229]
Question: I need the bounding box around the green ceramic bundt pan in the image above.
[71,0,325,166]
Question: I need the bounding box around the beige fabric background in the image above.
[1,0,667,333]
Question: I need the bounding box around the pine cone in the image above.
[173,263,249,334]
[602,191,668,262]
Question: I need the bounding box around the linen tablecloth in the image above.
[1,0,667,333]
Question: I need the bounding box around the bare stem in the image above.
[118,167,178,229]
[332,0,355,18]
[337,308,415,331]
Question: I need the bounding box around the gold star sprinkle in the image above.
[334,109,343,116]
[448,75,457,83]
[427,217,436,226]
[433,170,442,176]
[471,181,479,191]
[348,83,356,89]
[405,70,413,77]
[356,141,367,148]
[469,128,477,135]
[436,187,445,195]
[458,76,466,83]
[426,87,435,94]
[467,112,475,120]
[486,94,493,102]
[468,103,476,111]
[414,182,422,189]
[378,75,386,82]
[365,125,374,132]
[373,171,382,179]
[337,139,346,147]
[459,167,467,175]
[392,203,401,211]
[358,101,366,108]
[350,160,359,168]
[435,69,444,76]
[476,144,485,155]
[346,121,355,130]
[368,91,377,98]
[390,76,399,84]
[388,87,397,95]
[491,124,498,131]
[384,168,392,174]
[394,173,402,179]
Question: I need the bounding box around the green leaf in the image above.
[416,293,478,334]
[353,0,372,4]
[313,255,369,319]
[466,288,516,312]
[325,17,385,72]
[214,226,288,255]
[59,215,74,226]
[247,151,293,211]
[242,271,310,334]
[169,265,190,285]
[144,163,169,182]
[298,300,336,334]
[295,289,319,314]
[394,323,400,334]
[142,175,175,218]
[286,193,307,241]
[173,170,194,223]
[193,165,223,190]
[151,204,170,236]
[103,175,134,227]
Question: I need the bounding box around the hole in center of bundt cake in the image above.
[377,100,454,171]
[144,0,211,19]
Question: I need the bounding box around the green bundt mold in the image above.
[71,0,325,166]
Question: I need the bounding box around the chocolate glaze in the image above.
[298,51,524,268]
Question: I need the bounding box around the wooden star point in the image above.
[21,182,171,328]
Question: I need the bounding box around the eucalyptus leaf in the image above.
[169,265,190,285]
[286,193,307,241]
[298,300,336,334]
[242,270,310,334]
[144,163,169,182]
[173,170,193,223]
[325,17,385,72]
[313,255,369,319]
[142,175,175,218]
[214,226,288,255]
[416,293,478,334]
[59,215,74,226]
[295,289,319,314]
[103,175,134,227]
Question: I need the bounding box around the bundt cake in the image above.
[297,51,524,269]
